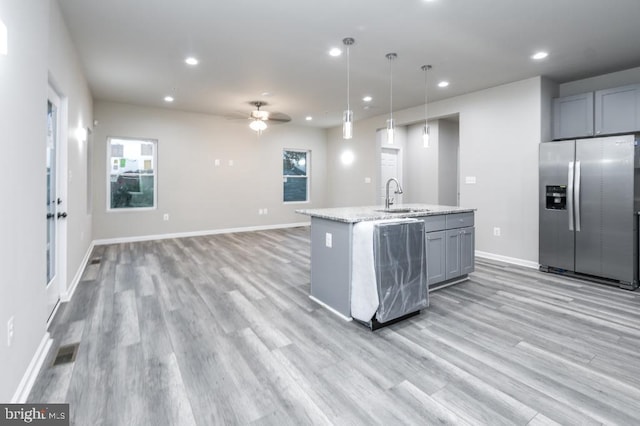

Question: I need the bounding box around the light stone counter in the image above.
[296,204,475,223]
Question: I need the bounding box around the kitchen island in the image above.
[296,204,476,320]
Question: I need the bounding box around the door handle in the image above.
[567,161,574,231]
[46,213,55,219]
[57,212,68,219]
[575,161,581,232]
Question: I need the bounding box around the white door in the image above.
[380,147,402,204]
[46,86,65,319]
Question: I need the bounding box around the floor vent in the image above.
[90,257,101,265]
[52,343,79,366]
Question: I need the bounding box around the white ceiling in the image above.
[58,0,640,128]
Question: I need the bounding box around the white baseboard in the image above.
[11,333,52,403]
[61,240,95,303]
[93,222,310,246]
[475,250,539,269]
[309,296,353,322]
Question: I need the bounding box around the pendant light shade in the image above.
[343,110,353,139]
[421,64,432,148]
[385,53,397,144]
[342,37,355,139]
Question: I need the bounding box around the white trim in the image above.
[61,240,96,303]
[93,222,310,246]
[475,250,539,269]
[11,333,53,403]
[309,296,353,322]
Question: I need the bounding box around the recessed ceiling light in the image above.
[531,51,548,60]
[305,116,313,121]
[164,96,174,102]
[438,81,449,88]
[185,57,198,65]
[329,47,342,57]
[362,96,372,102]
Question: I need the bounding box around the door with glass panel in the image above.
[46,88,63,318]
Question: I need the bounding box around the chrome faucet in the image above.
[385,178,404,209]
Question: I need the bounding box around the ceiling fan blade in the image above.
[224,111,251,120]
[267,112,291,123]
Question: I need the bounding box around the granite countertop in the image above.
[296,204,476,223]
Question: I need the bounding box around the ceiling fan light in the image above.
[249,119,267,132]
[252,110,269,120]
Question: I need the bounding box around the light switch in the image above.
[325,232,332,248]
[465,176,477,184]
[215,159,220,166]
[364,177,371,184]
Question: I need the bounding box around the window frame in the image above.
[106,136,158,212]
[282,148,310,204]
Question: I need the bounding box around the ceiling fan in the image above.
[228,101,291,133]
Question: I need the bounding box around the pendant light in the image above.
[342,37,355,139]
[385,53,397,144]
[421,64,432,147]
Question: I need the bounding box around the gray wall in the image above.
[404,121,439,204]
[0,0,93,401]
[326,77,543,264]
[91,101,327,240]
[438,119,459,206]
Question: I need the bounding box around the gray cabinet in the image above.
[460,227,475,275]
[426,230,446,285]
[552,92,594,140]
[595,84,640,136]
[421,212,475,286]
[445,227,475,279]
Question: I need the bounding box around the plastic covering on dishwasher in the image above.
[373,220,428,323]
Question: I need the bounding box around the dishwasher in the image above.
[352,219,428,330]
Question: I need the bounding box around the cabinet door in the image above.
[552,92,594,140]
[460,227,475,275]
[445,229,461,280]
[595,84,640,136]
[426,231,446,286]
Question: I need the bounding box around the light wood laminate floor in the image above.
[29,227,640,425]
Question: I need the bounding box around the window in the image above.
[283,149,309,202]
[107,137,157,210]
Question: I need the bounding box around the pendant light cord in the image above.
[389,57,393,120]
[347,44,350,112]
[421,64,432,126]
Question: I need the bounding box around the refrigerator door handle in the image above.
[575,161,581,232]
[567,161,574,231]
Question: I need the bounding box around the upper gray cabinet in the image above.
[595,84,640,136]
[552,92,594,140]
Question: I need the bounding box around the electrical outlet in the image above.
[493,227,501,236]
[163,213,170,221]
[7,316,14,347]
[325,233,332,248]
[263,208,268,215]
[214,159,220,166]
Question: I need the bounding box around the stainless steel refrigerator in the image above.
[539,134,639,290]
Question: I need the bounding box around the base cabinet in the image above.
[445,227,475,279]
[426,231,446,285]
[422,212,475,287]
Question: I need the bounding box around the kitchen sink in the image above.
[375,207,430,213]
